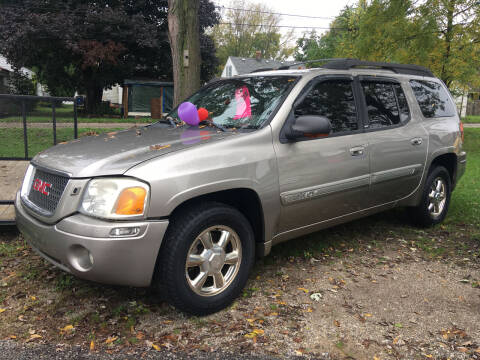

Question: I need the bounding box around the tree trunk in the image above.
[440,0,455,86]
[168,0,201,107]
[85,82,104,115]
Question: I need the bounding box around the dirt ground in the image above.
[0,211,479,360]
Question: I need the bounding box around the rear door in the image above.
[274,76,371,233]
[359,77,428,206]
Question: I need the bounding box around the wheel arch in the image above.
[168,188,265,249]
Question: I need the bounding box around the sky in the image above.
[212,0,353,40]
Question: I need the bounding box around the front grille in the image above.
[26,168,69,215]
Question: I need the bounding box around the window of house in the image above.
[361,81,410,129]
[410,80,456,118]
[294,80,359,134]
[226,65,232,77]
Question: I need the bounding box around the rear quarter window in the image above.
[409,80,456,118]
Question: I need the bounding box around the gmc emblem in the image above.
[33,178,52,196]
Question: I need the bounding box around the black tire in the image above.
[409,166,451,227]
[154,202,255,315]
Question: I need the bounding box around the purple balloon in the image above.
[178,102,200,126]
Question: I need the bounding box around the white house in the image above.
[221,55,302,78]
[0,55,48,96]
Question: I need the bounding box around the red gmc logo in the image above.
[33,178,52,196]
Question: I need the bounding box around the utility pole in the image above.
[168,0,201,107]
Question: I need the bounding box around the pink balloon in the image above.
[178,102,200,126]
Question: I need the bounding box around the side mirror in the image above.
[285,115,332,141]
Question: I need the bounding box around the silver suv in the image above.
[15,59,466,315]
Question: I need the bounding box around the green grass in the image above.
[0,115,151,124]
[462,115,480,124]
[0,127,123,158]
[445,128,480,226]
[0,104,151,123]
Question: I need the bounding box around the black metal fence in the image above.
[0,94,80,224]
[0,94,79,160]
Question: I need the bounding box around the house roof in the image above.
[229,56,298,75]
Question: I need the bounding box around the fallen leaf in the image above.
[26,334,42,342]
[152,343,161,351]
[457,347,469,353]
[90,341,95,351]
[297,287,309,293]
[0,309,6,313]
[253,329,264,336]
[150,144,171,151]
[105,336,118,344]
[29,296,36,301]
[364,313,373,317]
[334,320,340,327]
[425,354,433,358]
[9,335,16,339]
[393,337,399,345]
[60,325,74,333]
[373,356,380,360]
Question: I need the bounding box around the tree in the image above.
[0,0,220,114]
[168,0,201,107]
[212,0,295,68]
[315,0,480,90]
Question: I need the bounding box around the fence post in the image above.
[52,101,57,145]
[22,100,28,160]
[73,97,78,139]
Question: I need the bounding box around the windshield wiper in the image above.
[201,121,226,132]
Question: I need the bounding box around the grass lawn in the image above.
[0,128,123,158]
[0,104,152,124]
[462,115,480,123]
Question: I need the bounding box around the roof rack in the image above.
[322,59,434,77]
[271,58,434,77]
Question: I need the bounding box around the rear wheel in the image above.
[154,202,255,315]
[410,166,451,227]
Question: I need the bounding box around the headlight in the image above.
[80,178,150,219]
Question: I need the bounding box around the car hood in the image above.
[32,124,236,178]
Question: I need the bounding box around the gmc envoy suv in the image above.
[15,59,466,315]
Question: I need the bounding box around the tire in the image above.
[410,166,451,227]
[154,202,255,315]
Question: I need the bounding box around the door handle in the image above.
[411,137,423,146]
[349,146,365,156]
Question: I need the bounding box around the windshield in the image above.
[166,76,297,129]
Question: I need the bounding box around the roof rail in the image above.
[321,58,434,77]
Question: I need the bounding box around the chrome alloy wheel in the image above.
[428,177,447,217]
[185,225,242,297]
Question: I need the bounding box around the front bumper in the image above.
[15,191,168,287]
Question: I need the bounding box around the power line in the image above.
[215,5,335,20]
[219,22,346,30]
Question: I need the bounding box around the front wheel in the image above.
[409,166,451,227]
[154,202,255,315]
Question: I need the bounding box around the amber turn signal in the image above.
[115,187,147,215]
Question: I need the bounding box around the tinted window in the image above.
[410,80,456,118]
[295,80,358,133]
[361,81,410,129]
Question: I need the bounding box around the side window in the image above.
[409,80,456,118]
[294,80,358,133]
[361,81,410,129]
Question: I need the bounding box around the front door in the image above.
[358,77,428,206]
[274,77,371,233]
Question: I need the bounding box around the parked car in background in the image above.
[15,59,466,315]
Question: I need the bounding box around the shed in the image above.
[122,79,174,117]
